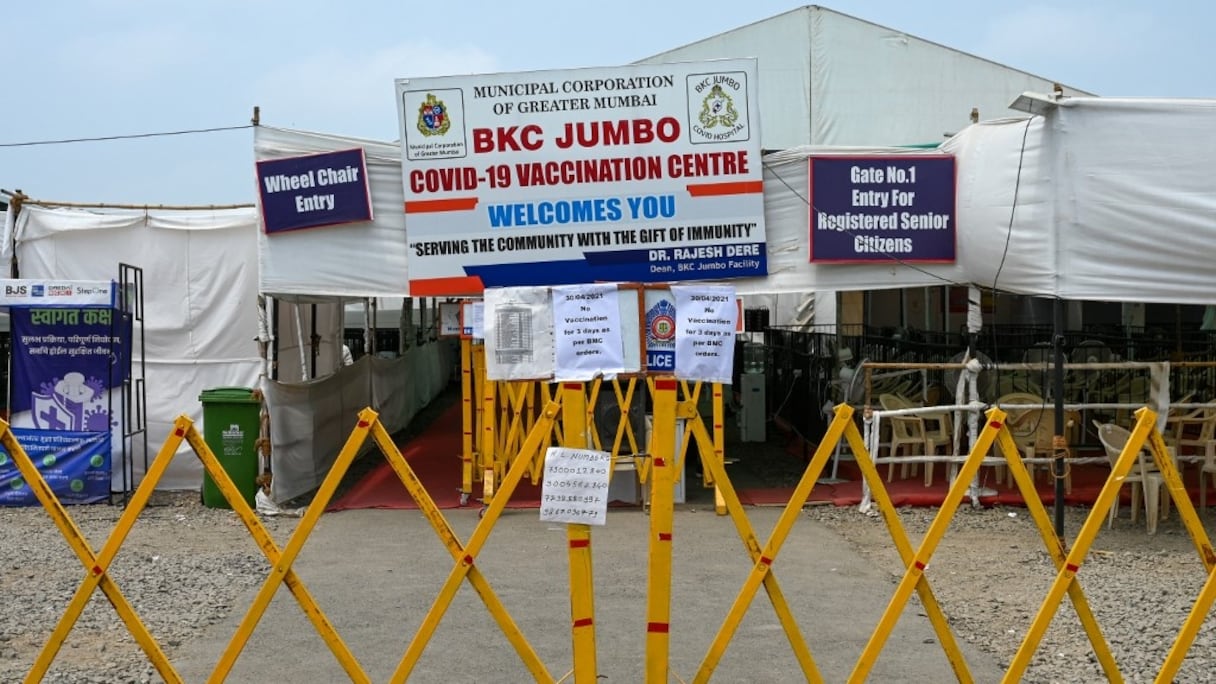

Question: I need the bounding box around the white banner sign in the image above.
[438,301,462,337]
[396,59,766,296]
[672,285,738,383]
[483,287,553,380]
[552,284,625,381]
[539,447,612,526]
[0,280,115,308]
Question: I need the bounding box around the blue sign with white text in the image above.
[809,155,956,262]
[258,147,374,234]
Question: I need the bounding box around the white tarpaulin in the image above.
[1042,97,1216,304]
[6,205,263,490]
[263,344,455,502]
[948,97,1216,305]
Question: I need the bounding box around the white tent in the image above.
[752,95,1216,306]
[253,126,454,501]
[8,95,1210,499]
[4,205,263,490]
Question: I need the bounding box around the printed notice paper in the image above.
[539,447,612,526]
[462,301,485,339]
[552,283,625,381]
[483,287,554,380]
[672,285,737,383]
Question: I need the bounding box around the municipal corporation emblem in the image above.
[646,300,677,347]
[417,93,451,137]
[400,85,467,161]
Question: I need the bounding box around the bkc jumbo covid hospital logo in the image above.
[686,71,750,144]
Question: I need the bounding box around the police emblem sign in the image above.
[395,59,766,296]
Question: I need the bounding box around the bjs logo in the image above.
[4,284,27,296]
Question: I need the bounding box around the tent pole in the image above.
[1052,297,1066,539]
[293,304,307,380]
[370,298,379,355]
[362,298,372,358]
[270,297,279,381]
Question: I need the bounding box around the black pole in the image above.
[1052,298,1066,538]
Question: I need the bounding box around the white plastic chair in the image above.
[1094,421,1166,534]
[879,393,950,486]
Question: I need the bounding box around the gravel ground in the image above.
[807,502,1216,683]
[2,491,1215,682]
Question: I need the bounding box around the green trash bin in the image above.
[199,387,261,509]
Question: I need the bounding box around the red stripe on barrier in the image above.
[653,458,666,467]
[463,555,474,566]
[647,622,670,633]
[714,424,723,429]
[989,420,1003,429]
[914,560,926,571]
[174,428,185,437]
[92,566,103,576]
[569,538,591,549]
[1066,563,1079,573]
[573,617,594,628]
[357,420,370,428]
[759,556,773,566]
[658,532,673,541]
[655,379,677,390]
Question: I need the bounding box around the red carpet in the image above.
[330,403,1212,511]
[328,402,550,511]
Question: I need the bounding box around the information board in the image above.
[396,59,766,295]
[809,155,956,263]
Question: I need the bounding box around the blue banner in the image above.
[5,307,129,505]
[809,155,956,262]
[0,429,111,505]
[257,147,373,234]
[9,308,129,429]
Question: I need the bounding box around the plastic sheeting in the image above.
[266,341,454,502]
[7,205,263,490]
[950,98,1216,305]
[1049,98,1216,304]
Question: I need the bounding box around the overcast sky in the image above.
[1,1,1208,205]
